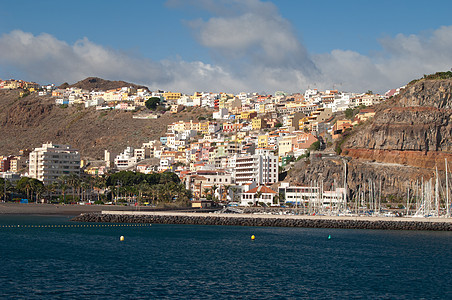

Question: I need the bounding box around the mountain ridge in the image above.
[61,77,150,91]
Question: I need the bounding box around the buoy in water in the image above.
[251,235,255,240]
[120,236,125,241]
[328,235,331,240]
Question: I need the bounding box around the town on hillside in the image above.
[0,77,405,211]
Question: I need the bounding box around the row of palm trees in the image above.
[1,171,192,206]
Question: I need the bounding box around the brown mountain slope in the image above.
[62,77,149,91]
[0,90,208,159]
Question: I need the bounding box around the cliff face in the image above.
[343,79,452,171]
[287,155,437,200]
[288,79,452,199]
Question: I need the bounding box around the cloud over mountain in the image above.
[1,0,452,94]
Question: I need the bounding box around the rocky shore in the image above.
[71,211,452,231]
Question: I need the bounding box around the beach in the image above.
[0,203,142,216]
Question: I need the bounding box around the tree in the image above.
[145,97,161,110]
[16,177,44,202]
[57,175,70,203]
[46,182,59,203]
[67,173,81,202]
[308,140,321,151]
[0,178,13,202]
[344,108,355,120]
[211,185,218,201]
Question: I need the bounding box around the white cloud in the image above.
[0,30,172,87]
[1,1,452,94]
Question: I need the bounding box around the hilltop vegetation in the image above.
[408,71,452,85]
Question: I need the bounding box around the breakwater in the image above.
[71,212,452,231]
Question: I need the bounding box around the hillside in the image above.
[0,90,209,159]
[62,77,149,91]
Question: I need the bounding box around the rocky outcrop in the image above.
[286,154,438,199]
[306,79,452,198]
[344,80,452,158]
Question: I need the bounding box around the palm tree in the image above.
[80,181,91,202]
[255,191,263,206]
[57,174,70,203]
[32,180,45,203]
[203,188,210,199]
[0,178,13,202]
[211,184,218,202]
[223,185,231,202]
[46,182,59,203]
[93,176,107,203]
[67,173,81,203]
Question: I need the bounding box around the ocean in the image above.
[0,215,451,299]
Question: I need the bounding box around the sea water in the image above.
[0,215,451,299]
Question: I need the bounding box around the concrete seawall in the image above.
[71,211,452,231]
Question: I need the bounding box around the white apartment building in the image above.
[29,143,80,185]
[114,147,137,170]
[234,152,278,185]
[278,182,346,208]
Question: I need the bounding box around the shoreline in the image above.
[0,203,151,216]
[71,211,452,231]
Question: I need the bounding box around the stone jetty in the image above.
[71,211,452,231]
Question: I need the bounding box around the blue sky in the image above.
[1,0,452,94]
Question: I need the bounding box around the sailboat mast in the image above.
[446,158,450,217]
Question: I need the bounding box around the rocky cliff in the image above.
[343,79,452,171]
[287,78,452,200]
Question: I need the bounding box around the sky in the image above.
[1,0,452,94]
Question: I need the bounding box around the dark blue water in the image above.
[0,216,451,299]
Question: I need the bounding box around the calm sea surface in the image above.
[0,215,451,299]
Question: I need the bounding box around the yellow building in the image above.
[258,135,268,148]
[164,92,182,101]
[187,120,200,131]
[190,92,202,99]
[252,117,266,130]
[278,135,296,158]
[172,121,186,132]
[199,121,209,135]
[3,80,20,89]
[240,111,251,120]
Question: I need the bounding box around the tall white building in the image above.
[234,151,278,185]
[29,143,80,185]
